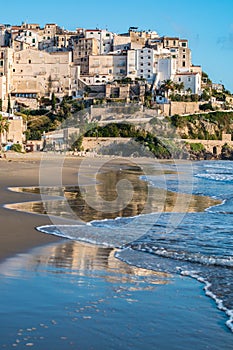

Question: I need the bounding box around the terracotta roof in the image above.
[176,72,198,75]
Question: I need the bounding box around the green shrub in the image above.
[189,143,205,152]
[11,143,22,152]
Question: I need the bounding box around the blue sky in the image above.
[1,0,233,92]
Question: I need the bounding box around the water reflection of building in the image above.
[33,240,170,287]
[8,167,220,220]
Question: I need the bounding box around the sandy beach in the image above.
[0,152,232,349]
[0,152,146,259]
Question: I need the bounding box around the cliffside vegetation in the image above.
[170,111,233,140]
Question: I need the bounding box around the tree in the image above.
[160,79,175,97]
[68,132,83,151]
[51,92,57,111]
[0,114,9,151]
[7,95,11,113]
[174,82,184,92]
[201,89,210,101]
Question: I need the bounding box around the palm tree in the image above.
[0,114,9,151]
[160,79,175,97]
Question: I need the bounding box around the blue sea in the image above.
[36,160,233,334]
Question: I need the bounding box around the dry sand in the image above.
[0,153,60,261]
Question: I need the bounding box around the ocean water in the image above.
[36,160,233,333]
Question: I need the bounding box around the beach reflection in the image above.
[0,240,170,289]
[7,167,220,221]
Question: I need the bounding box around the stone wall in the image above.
[82,137,131,151]
[159,102,200,116]
[183,134,233,155]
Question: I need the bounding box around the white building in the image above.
[174,72,202,95]
[0,26,10,47]
[126,50,137,79]
[13,29,40,50]
[85,29,114,54]
[136,47,156,84]
[157,57,177,84]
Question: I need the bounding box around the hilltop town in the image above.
[0,22,233,159]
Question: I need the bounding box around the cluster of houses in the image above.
[0,22,231,151]
[0,22,204,110]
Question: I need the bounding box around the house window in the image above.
[13,68,15,72]
[148,56,151,59]
[182,42,186,47]
[183,55,186,59]
[106,33,110,37]
[148,69,151,72]
[141,63,143,66]
[29,59,31,64]
[148,63,151,66]
[148,75,150,78]
[32,38,35,44]
[182,61,185,67]
[0,60,3,66]
[173,40,176,45]
[140,70,143,73]
[179,78,181,82]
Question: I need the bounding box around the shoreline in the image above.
[0,152,221,261]
[0,153,233,348]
